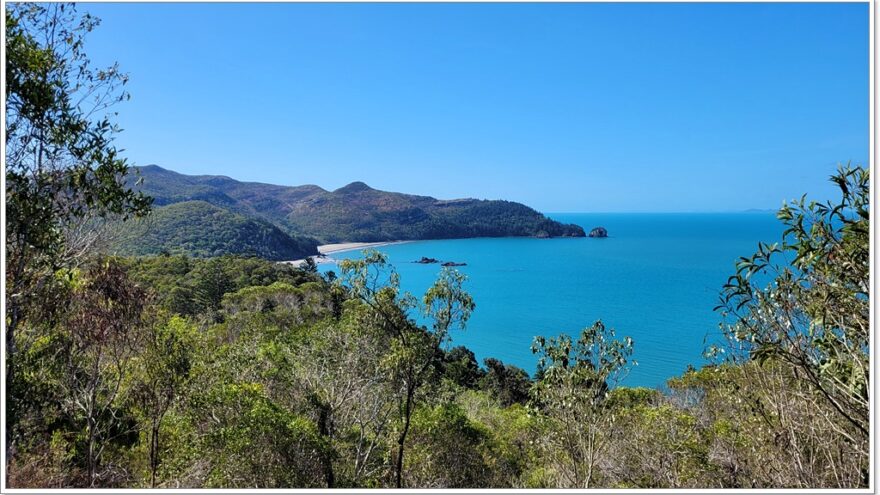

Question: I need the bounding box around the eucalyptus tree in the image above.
[5,6,151,469]
[337,251,474,488]
[530,321,634,488]
[714,164,869,486]
[60,260,148,487]
[291,305,397,487]
[6,2,151,344]
[131,315,197,487]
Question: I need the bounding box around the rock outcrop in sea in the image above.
[588,227,608,238]
[413,257,467,266]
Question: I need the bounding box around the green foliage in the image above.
[663,361,867,487]
[5,4,151,436]
[197,382,328,488]
[454,389,546,487]
[5,7,152,480]
[336,251,476,488]
[441,346,483,389]
[715,164,869,454]
[9,162,871,489]
[609,404,713,488]
[479,358,531,406]
[424,268,475,339]
[405,403,492,487]
[605,386,660,409]
[222,282,334,323]
[122,254,321,316]
[110,200,319,260]
[130,315,197,487]
[531,320,635,411]
[8,241,871,488]
[529,321,635,488]
[6,260,149,487]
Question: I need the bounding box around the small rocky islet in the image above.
[413,256,467,267]
[588,226,608,238]
[413,227,608,266]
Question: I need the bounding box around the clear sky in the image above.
[82,2,869,212]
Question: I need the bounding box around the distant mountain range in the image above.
[110,165,585,260]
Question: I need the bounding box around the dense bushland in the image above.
[6,164,869,487]
[5,3,869,488]
[110,200,319,261]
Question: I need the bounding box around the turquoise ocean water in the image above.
[320,213,785,388]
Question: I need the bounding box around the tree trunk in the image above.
[5,307,19,470]
[150,420,160,488]
[394,382,416,489]
[317,404,335,488]
[585,429,594,489]
[6,308,17,367]
[87,417,96,487]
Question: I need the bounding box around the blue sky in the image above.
[83,2,869,212]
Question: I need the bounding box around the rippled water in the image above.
[320,213,784,388]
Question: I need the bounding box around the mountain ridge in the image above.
[118,165,585,257]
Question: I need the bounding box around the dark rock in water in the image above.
[588,227,608,238]
[415,256,465,266]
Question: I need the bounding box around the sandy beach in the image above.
[285,241,411,267]
[317,241,409,255]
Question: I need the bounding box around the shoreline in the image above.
[285,233,592,267]
[285,240,412,267]
[317,240,412,255]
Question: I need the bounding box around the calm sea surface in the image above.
[320,213,784,388]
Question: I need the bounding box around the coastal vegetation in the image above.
[110,200,319,261]
[4,4,870,489]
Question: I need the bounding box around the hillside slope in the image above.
[110,200,319,260]
[130,165,585,243]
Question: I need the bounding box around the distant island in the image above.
[110,165,585,260]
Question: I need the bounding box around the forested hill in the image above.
[129,165,586,244]
[111,200,320,261]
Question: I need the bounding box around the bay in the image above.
[320,212,784,388]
